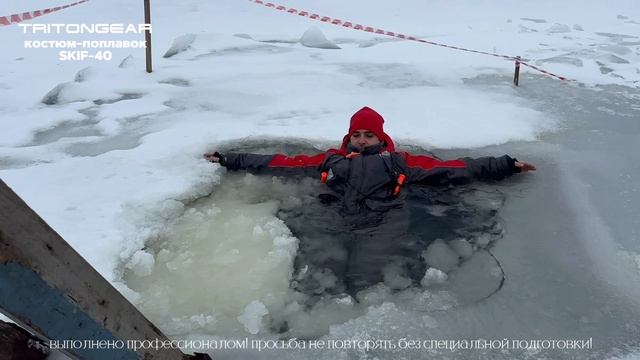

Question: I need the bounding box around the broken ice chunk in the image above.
[237,300,269,335]
[422,239,460,272]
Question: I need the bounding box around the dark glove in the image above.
[204,151,226,165]
[213,151,227,166]
[510,157,521,173]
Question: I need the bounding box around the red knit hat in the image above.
[340,106,395,152]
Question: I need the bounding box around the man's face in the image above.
[350,130,381,151]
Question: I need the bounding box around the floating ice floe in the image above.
[237,300,269,335]
[422,239,460,273]
[125,250,155,277]
[420,268,448,287]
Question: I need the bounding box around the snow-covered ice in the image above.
[1,0,640,358]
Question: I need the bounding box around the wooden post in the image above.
[513,56,521,86]
[144,0,152,73]
[0,179,196,359]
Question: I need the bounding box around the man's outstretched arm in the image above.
[203,151,327,177]
[463,155,535,181]
[400,152,535,186]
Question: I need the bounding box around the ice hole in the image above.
[123,140,508,340]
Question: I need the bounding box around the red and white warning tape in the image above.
[518,62,568,80]
[0,0,89,27]
[248,0,570,81]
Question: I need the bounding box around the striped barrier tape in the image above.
[248,0,570,81]
[0,0,89,27]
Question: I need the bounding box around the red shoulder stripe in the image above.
[268,153,326,168]
[402,152,466,170]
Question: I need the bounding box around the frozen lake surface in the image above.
[1,0,639,358]
[122,76,640,359]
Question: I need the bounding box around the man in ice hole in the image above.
[204,106,535,298]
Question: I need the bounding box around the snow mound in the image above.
[118,55,136,69]
[74,66,98,82]
[546,23,571,33]
[299,26,341,50]
[164,34,197,58]
[41,82,77,105]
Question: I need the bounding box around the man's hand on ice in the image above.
[203,152,221,163]
[515,161,536,172]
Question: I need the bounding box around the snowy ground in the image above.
[1,0,639,359]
